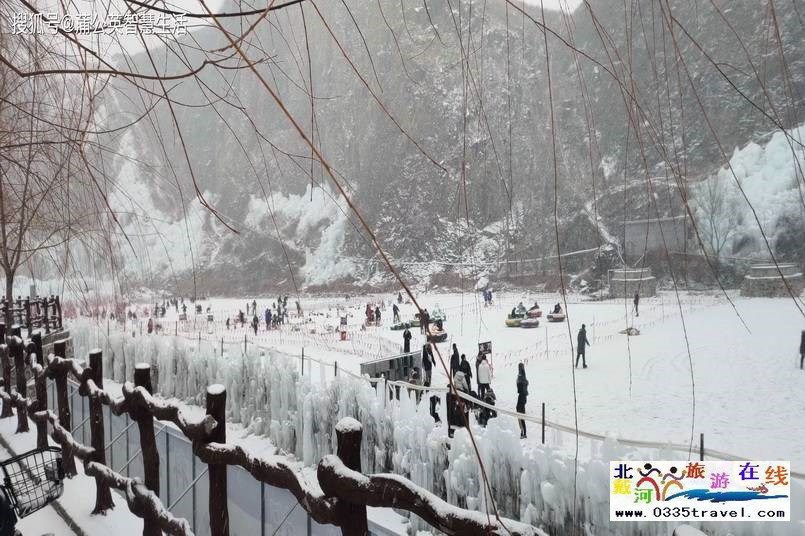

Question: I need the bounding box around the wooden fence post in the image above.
[53,340,76,476]
[206,384,229,536]
[42,300,50,335]
[334,418,367,536]
[23,298,31,333]
[88,349,114,513]
[54,296,63,329]
[9,337,28,433]
[0,343,12,418]
[30,332,48,448]
[134,363,160,536]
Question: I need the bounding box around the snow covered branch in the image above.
[84,462,193,536]
[195,442,341,525]
[317,454,546,536]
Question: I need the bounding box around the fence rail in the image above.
[1,296,63,334]
[0,327,544,536]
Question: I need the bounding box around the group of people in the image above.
[226,296,300,334]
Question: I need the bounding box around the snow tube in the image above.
[526,309,542,318]
[547,313,566,322]
[427,330,448,343]
[520,318,540,328]
[505,317,522,327]
[390,322,410,331]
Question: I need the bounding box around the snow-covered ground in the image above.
[128,289,805,468]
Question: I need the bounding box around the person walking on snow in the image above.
[633,291,640,317]
[403,327,412,353]
[375,306,382,326]
[458,354,472,387]
[392,303,400,324]
[575,324,591,368]
[516,363,528,439]
[474,352,485,392]
[252,315,259,335]
[421,308,430,335]
[422,344,436,387]
[800,330,805,370]
[450,344,460,378]
[477,355,491,398]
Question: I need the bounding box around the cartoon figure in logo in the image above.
[662,466,684,499]
[747,483,769,494]
[636,463,661,500]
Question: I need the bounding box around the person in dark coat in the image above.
[633,291,640,317]
[458,354,472,386]
[392,303,400,323]
[422,344,435,386]
[265,308,271,328]
[252,315,259,335]
[477,387,497,427]
[450,344,460,377]
[403,327,412,353]
[420,309,430,335]
[516,363,528,438]
[398,292,403,304]
[575,324,590,368]
[447,371,470,438]
[375,306,382,325]
[226,317,230,330]
[800,330,805,370]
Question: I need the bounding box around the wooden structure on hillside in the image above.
[608,267,657,298]
[741,263,804,297]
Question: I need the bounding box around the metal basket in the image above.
[0,447,63,518]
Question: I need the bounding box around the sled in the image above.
[410,317,421,328]
[526,309,542,318]
[546,313,566,322]
[390,322,410,331]
[427,328,448,343]
[520,317,540,328]
[505,316,522,327]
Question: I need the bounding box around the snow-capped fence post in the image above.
[31,331,48,448]
[334,417,367,536]
[205,384,229,536]
[9,337,29,433]
[0,343,13,419]
[133,363,161,536]
[88,349,114,514]
[50,340,76,476]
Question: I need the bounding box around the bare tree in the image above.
[695,173,740,274]
[0,11,107,326]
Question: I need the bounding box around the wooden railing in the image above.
[0,296,63,334]
[0,333,543,536]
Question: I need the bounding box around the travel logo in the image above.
[610,461,791,521]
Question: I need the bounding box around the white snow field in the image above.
[68,288,805,535]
